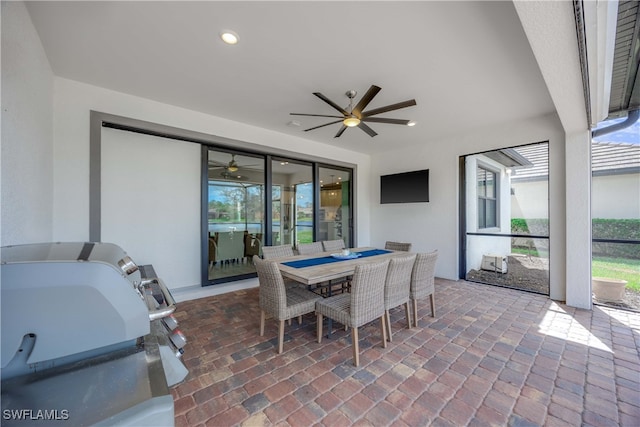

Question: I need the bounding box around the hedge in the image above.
[511,218,640,259]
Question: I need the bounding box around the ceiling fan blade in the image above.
[313,92,349,115]
[358,122,378,137]
[362,117,411,125]
[352,85,381,117]
[334,125,348,138]
[304,119,344,132]
[362,99,417,117]
[208,160,228,166]
[290,113,345,119]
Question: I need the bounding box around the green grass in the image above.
[296,230,313,244]
[512,248,639,292]
[592,256,640,292]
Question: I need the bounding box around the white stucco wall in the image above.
[1,1,54,246]
[369,113,566,302]
[592,173,640,219]
[511,180,550,219]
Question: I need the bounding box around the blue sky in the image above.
[592,116,640,144]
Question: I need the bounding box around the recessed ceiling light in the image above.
[407,121,416,127]
[220,30,239,45]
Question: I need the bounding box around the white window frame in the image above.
[477,164,499,230]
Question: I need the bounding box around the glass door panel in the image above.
[271,159,313,250]
[207,150,264,282]
[319,167,352,248]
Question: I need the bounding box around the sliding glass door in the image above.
[319,166,352,248]
[204,149,353,285]
[207,149,265,282]
[271,158,313,249]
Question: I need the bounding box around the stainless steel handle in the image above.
[140,278,176,321]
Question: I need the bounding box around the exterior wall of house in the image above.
[511,180,549,219]
[1,2,54,246]
[513,173,639,220]
[592,173,640,219]
[464,155,512,271]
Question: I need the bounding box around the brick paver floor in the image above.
[172,279,640,426]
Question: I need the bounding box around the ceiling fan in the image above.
[219,171,247,181]
[290,85,416,138]
[209,154,241,172]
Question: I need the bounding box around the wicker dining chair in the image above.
[316,259,390,367]
[297,241,324,255]
[384,253,417,341]
[261,244,301,296]
[385,241,413,252]
[254,255,321,353]
[410,250,439,326]
[322,239,345,252]
[262,244,295,259]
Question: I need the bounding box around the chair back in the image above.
[349,259,390,327]
[253,255,287,318]
[262,244,294,259]
[410,251,438,299]
[297,241,324,255]
[385,241,412,252]
[384,254,417,309]
[244,232,262,257]
[322,239,345,252]
[208,235,218,262]
[216,231,245,262]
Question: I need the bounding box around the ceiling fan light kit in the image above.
[290,85,416,138]
[220,30,239,45]
[343,117,360,127]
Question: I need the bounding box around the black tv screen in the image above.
[380,169,429,204]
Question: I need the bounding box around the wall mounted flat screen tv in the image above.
[380,169,429,204]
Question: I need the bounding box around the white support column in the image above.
[565,130,592,309]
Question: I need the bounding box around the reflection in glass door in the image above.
[319,167,352,248]
[271,159,313,249]
[207,150,264,282]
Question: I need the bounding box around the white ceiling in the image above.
[26,1,556,154]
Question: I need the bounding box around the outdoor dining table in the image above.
[275,247,404,286]
[275,247,407,337]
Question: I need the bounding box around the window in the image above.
[477,166,497,229]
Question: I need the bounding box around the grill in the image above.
[1,242,187,426]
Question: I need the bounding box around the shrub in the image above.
[511,218,640,259]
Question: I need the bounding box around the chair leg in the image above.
[412,299,418,327]
[317,313,323,343]
[380,315,387,348]
[278,320,285,354]
[298,315,302,325]
[352,327,360,367]
[288,318,292,326]
[260,310,265,336]
[405,302,412,329]
[385,310,392,342]
[429,294,436,317]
